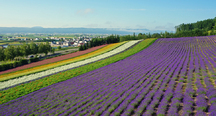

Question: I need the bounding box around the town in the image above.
[0,34,110,48]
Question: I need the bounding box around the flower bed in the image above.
[0,44,107,75]
[0,42,126,82]
[0,39,156,104]
[0,40,139,90]
[1,36,216,115]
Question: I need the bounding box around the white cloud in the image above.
[154,23,175,31]
[85,23,99,28]
[129,9,146,11]
[76,8,95,15]
[105,21,111,25]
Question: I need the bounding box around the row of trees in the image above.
[79,42,90,51]
[136,29,216,39]
[79,35,120,51]
[80,17,216,51]
[175,17,216,32]
[0,42,54,61]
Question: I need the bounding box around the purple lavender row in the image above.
[138,44,185,116]
[182,43,197,116]
[82,57,163,115]
[141,44,186,116]
[193,42,208,116]
[164,39,194,116]
[1,59,145,115]
[197,40,216,116]
[143,44,187,116]
[71,66,147,113]
[82,73,145,115]
[167,44,190,116]
[156,42,190,116]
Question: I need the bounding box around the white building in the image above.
[35,38,39,40]
[63,42,71,46]
[56,41,62,45]
[73,42,78,46]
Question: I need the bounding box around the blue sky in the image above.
[0,0,215,32]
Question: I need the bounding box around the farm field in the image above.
[0,39,155,105]
[0,40,140,90]
[0,44,106,75]
[0,41,126,80]
[0,36,216,116]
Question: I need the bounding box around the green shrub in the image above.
[29,57,39,63]
[20,59,28,65]
[0,65,3,71]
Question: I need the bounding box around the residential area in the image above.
[0,34,109,48]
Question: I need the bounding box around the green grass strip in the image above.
[0,39,157,104]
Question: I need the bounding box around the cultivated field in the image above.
[0,44,106,75]
[0,36,215,116]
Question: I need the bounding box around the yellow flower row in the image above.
[0,42,127,81]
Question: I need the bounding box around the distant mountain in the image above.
[0,27,133,34]
[0,27,165,34]
[31,26,44,28]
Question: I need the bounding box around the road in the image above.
[29,48,79,60]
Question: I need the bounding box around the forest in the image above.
[0,42,54,61]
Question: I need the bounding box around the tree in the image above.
[79,45,83,51]
[152,33,161,38]
[26,44,31,56]
[14,46,22,57]
[29,41,38,54]
[164,31,168,38]
[20,43,30,57]
[51,48,55,54]
[41,42,50,56]
[149,32,151,38]
[4,45,15,60]
[38,43,45,54]
[213,23,216,30]
[0,48,5,61]
[86,42,90,48]
[57,46,61,50]
[45,42,51,52]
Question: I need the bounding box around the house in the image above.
[84,39,90,41]
[70,42,74,45]
[56,41,62,45]
[7,36,12,38]
[73,42,78,46]
[78,43,84,47]
[0,36,3,38]
[46,37,49,39]
[8,38,18,41]
[63,42,71,46]
[35,38,40,40]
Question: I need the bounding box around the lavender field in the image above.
[0,36,216,116]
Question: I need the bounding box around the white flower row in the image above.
[0,40,141,90]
